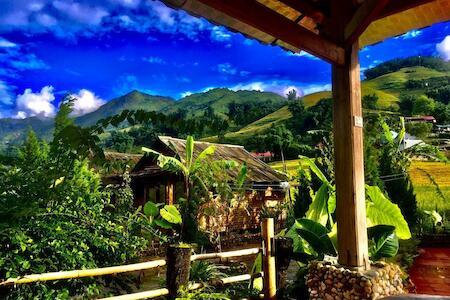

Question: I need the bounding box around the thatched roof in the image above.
[104,151,143,164]
[162,0,449,57]
[132,136,288,183]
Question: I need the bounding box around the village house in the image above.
[129,136,289,232]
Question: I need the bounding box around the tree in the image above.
[287,89,299,101]
[433,102,450,124]
[378,117,418,230]
[412,95,435,115]
[0,122,149,298]
[399,95,415,116]
[363,94,379,110]
[264,125,294,161]
[405,122,433,139]
[106,131,135,153]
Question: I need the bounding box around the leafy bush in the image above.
[0,104,151,298]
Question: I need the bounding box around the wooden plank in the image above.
[277,0,327,23]
[261,218,276,300]
[191,247,260,261]
[344,0,390,44]
[98,288,170,300]
[332,41,370,270]
[192,0,345,65]
[0,259,167,286]
[377,0,436,19]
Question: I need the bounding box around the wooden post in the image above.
[275,237,293,292]
[166,245,191,299]
[261,218,276,300]
[166,182,174,205]
[332,40,370,270]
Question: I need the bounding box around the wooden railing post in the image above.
[166,245,192,299]
[261,218,276,300]
[275,237,293,294]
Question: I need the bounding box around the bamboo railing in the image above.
[1,218,277,300]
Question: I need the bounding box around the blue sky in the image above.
[0,0,449,119]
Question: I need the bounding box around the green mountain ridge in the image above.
[162,88,287,117]
[0,88,286,150]
[204,64,450,144]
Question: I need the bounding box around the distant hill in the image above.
[0,90,174,150]
[0,88,286,149]
[76,90,174,127]
[0,117,54,151]
[162,88,287,117]
[204,59,450,144]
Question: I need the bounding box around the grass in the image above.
[409,161,450,212]
[268,159,302,178]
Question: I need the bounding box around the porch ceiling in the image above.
[162,0,450,64]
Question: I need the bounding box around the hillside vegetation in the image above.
[162,88,287,117]
[210,62,450,145]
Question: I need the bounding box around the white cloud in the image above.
[230,81,331,97]
[0,37,17,48]
[210,26,232,42]
[286,51,320,60]
[15,86,56,118]
[10,53,49,70]
[142,56,165,64]
[217,63,237,75]
[0,80,14,106]
[36,13,58,27]
[399,30,422,40]
[149,1,175,26]
[436,35,450,61]
[70,89,105,116]
[110,0,141,8]
[180,91,192,98]
[302,84,331,95]
[53,1,109,26]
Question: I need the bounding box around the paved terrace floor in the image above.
[408,248,450,296]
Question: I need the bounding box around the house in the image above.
[391,131,424,151]
[130,136,289,232]
[250,151,275,162]
[404,116,436,123]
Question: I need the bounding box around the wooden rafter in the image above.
[377,0,436,20]
[344,0,390,44]
[277,0,328,24]
[195,0,344,65]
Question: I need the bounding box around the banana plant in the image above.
[286,218,399,263]
[298,157,411,240]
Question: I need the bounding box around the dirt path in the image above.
[409,248,450,296]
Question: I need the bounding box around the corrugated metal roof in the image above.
[162,0,450,54]
[133,136,288,183]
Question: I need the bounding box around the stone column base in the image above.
[307,261,407,300]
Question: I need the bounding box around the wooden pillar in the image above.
[166,181,174,204]
[261,218,276,300]
[332,41,370,270]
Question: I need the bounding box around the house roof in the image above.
[162,0,450,61]
[133,136,288,183]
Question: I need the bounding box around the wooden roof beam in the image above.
[344,0,390,45]
[277,0,328,24]
[376,0,436,20]
[195,0,345,65]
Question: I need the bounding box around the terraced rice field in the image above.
[409,161,450,212]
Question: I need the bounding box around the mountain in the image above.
[204,60,450,144]
[0,89,286,149]
[76,90,174,127]
[162,88,287,117]
[0,117,54,151]
[0,90,175,150]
